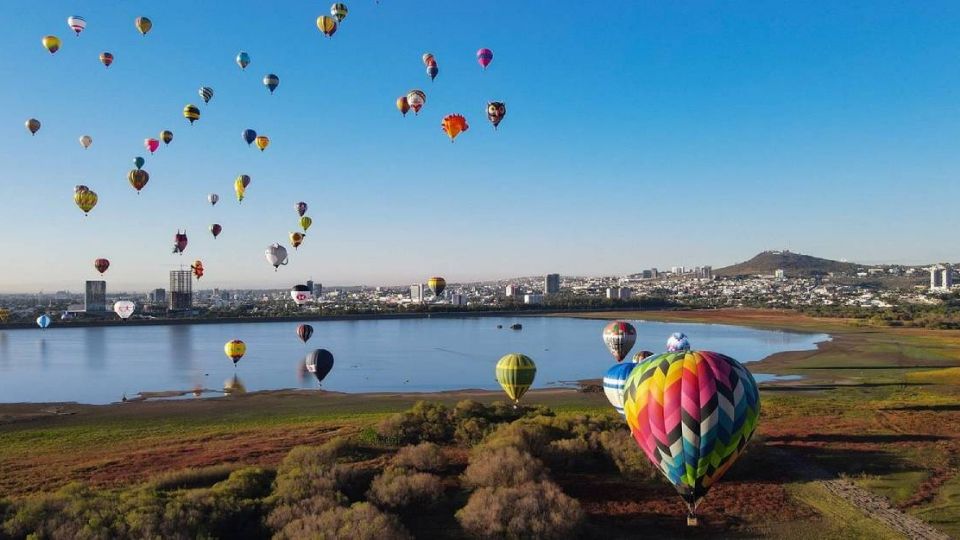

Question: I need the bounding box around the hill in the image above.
[715,250,863,277]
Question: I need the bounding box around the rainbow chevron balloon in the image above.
[622,350,759,516]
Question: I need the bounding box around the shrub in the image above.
[393,442,447,472]
[597,429,659,481]
[454,417,493,446]
[375,401,454,444]
[366,466,444,509]
[265,494,341,532]
[462,446,546,489]
[272,439,356,503]
[150,464,237,491]
[479,419,560,455]
[214,467,275,499]
[274,502,411,540]
[456,481,584,539]
[541,437,598,470]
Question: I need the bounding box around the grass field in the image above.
[2,308,958,538]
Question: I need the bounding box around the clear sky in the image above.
[3,1,960,292]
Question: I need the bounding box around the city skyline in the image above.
[3,2,960,292]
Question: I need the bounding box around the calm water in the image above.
[0,317,828,404]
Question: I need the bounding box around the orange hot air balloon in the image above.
[255,135,270,151]
[191,260,204,280]
[290,232,305,250]
[396,96,410,117]
[441,114,468,142]
[128,169,149,193]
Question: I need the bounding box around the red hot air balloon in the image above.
[477,48,494,70]
[210,224,222,238]
[144,138,160,154]
[173,231,188,255]
[94,258,110,275]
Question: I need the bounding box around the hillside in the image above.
[715,250,863,277]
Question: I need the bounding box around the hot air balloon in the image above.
[160,130,173,144]
[396,96,410,116]
[242,129,257,146]
[330,3,348,22]
[477,48,494,70]
[235,174,250,202]
[172,230,188,255]
[128,169,149,193]
[666,332,690,352]
[422,53,434,66]
[144,138,160,154]
[133,156,145,170]
[427,63,438,81]
[295,202,308,217]
[291,284,312,305]
[210,223,222,238]
[100,52,113,67]
[0,309,9,323]
[198,86,214,104]
[25,118,41,135]
[79,135,93,149]
[94,258,110,275]
[135,17,152,36]
[632,350,654,363]
[406,90,425,115]
[290,232,305,250]
[441,114,468,142]
[255,135,269,151]
[224,340,246,365]
[74,186,98,215]
[495,353,536,405]
[191,260,204,280]
[297,324,314,344]
[42,36,61,54]
[487,102,506,129]
[305,349,335,384]
[208,193,219,206]
[36,315,52,329]
[427,277,446,297]
[113,301,135,320]
[316,16,337,37]
[622,350,760,526]
[263,74,279,94]
[266,243,289,270]
[67,16,86,36]
[183,104,200,124]
[299,216,312,233]
[603,321,637,362]
[603,362,639,416]
[236,51,250,70]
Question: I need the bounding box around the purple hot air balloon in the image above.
[295,202,308,217]
[210,224,222,239]
[242,129,257,146]
[173,230,188,254]
[477,48,493,70]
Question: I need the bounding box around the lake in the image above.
[0,316,828,404]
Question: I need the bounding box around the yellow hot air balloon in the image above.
[316,15,338,37]
[427,277,446,297]
[441,114,469,142]
[42,35,61,54]
[396,96,410,117]
[255,135,270,151]
[183,104,200,125]
[496,353,537,405]
[73,187,98,215]
[299,216,312,232]
[0,308,9,323]
[234,174,250,203]
[135,16,152,36]
[290,232,305,250]
[224,340,246,365]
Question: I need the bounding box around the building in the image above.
[698,266,713,280]
[524,294,543,305]
[774,269,786,280]
[606,287,632,300]
[168,270,192,310]
[84,280,106,312]
[930,264,954,291]
[544,274,560,295]
[450,293,467,306]
[149,288,166,303]
[410,284,424,303]
[505,284,521,297]
[671,266,685,275]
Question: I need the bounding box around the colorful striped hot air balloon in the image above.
[67,16,86,36]
[100,52,113,68]
[330,3,348,23]
[622,350,760,526]
[603,362,639,416]
[427,62,438,81]
[299,216,312,233]
[183,104,200,124]
[42,36,61,54]
[255,135,270,151]
[316,16,337,37]
[477,48,493,70]
[495,353,536,405]
[603,321,637,362]
[235,175,250,202]
[224,340,246,365]
[422,53,434,66]
[128,169,149,193]
[73,186,98,215]
[441,114,468,142]
[135,17,152,36]
[263,74,280,94]
[198,86,214,104]
[406,90,425,115]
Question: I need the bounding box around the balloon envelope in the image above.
[255,135,269,151]
[67,16,86,36]
[305,349,335,383]
[135,17,152,35]
[295,202,308,217]
[477,48,494,69]
[297,324,314,344]
[100,52,113,67]
[183,104,200,124]
[128,169,149,193]
[113,301,135,319]
[242,129,257,146]
[265,243,288,270]
[94,258,110,275]
[144,138,160,153]
[603,362,639,415]
[666,332,690,352]
[427,277,446,297]
[487,102,506,129]
[495,353,536,404]
[236,51,250,69]
[36,315,51,329]
[160,130,173,144]
[299,216,312,232]
[291,285,312,305]
[263,74,280,94]
[208,193,219,206]
[79,135,92,149]
[210,224,222,238]
[603,321,637,362]
[441,114,468,141]
[133,156,145,170]
[224,340,246,364]
[26,119,41,135]
[396,96,410,116]
[42,36,61,54]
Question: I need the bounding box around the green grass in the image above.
[911,475,960,538]
[787,483,906,539]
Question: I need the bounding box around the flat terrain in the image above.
[2,309,960,538]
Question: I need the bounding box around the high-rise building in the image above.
[606,287,631,300]
[505,284,521,297]
[450,293,467,306]
[150,288,166,303]
[930,264,954,291]
[701,266,713,280]
[524,293,543,305]
[650,268,659,279]
[544,274,560,295]
[169,270,192,310]
[306,280,314,295]
[410,284,424,303]
[84,280,106,312]
[774,269,786,280]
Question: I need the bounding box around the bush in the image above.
[366,466,444,509]
[462,447,546,489]
[214,467,275,499]
[393,442,447,472]
[150,464,237,491]
[479,420,560,455]
[265,494,341,532]
[375,401,454,444]
[456,481,584,539]
[272,439,356,503]
[274,502,411,540]
[597,429,659,481]
[541,438,598,470]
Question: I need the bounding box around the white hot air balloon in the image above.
[113,301,136,320]
[291,285,313,305]
[79,135,93,149]
[67,16,86,36]
[208,193,219,206]
[265,243,289,271]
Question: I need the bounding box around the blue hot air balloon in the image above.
[603,362,639,416]
[242,129,257,146]
[263,74,280,94]
[36,314,51,329]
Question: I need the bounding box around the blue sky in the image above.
[2,1,960,292]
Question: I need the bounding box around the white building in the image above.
[930,264,953,291]
[606,287,631,300]
[505,284,521,297]
[410,284,424,303]
[450,293,467,306]
[524,294,543,305]
[774,269,786,280]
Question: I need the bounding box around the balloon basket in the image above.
[686,514,699,527]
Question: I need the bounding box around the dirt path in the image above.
[770,448,951,540]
